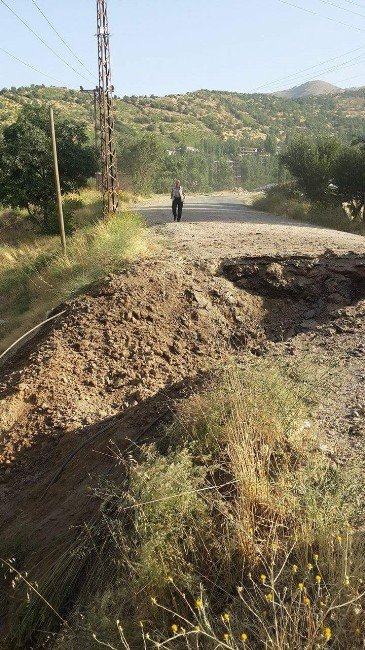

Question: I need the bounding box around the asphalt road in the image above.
[136,194,365,261]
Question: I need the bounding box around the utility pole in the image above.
[80,85,100,152]
[49,106,67,255]
[96,0,118,215]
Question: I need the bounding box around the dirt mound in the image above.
[0,257,264,475]
[1,251,365,575]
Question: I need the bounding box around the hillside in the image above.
[273,79,342,99]
[0,84,364,148]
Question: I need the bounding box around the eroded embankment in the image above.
[0,252,364,581]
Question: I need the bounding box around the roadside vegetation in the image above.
[254,136,365,233]
[1,85,364,195]
[3,357,365,649]
[0,190,148,353]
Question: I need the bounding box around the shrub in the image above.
[6,359,365,649]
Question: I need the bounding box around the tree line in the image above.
[0,104,363,236]
[281,135,365,221]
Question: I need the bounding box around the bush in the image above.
[5,359,365,649]
[254,186,355,232]
[0,211,147,351]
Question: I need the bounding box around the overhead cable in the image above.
[0,45,62,83]
[30,0,94,78]
[253,44,365,90]
[0,0,94,82]
[276,0,365,32]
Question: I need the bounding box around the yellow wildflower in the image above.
[292,564,298,574]
[315,575,321,584]
[304,597,311,606]
[298,583,304,591]
[241,633,248,641]
[307,563,313,571]
[337,535,342,544]
[313,553,319,562]
[224,633,230,640]
[344,576,350,586]
[223,612,230,621]
[195,626,201,633]
[324,627,332,641]
[320,601,326,607]
[266,592,274,601]
[195,599,203,609]
[171,624,178,633]
[260,574,267,584]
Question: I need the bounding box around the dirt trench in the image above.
[0,251,364,599]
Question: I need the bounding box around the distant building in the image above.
[167,146,200,156]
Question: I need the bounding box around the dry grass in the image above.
[0,199,150,353]
[3,358,365,649]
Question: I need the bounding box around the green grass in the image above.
[253,185,362,234]
[0,190,149,353]
[5,356,364,649]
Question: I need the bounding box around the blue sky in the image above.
[0,0,364,95]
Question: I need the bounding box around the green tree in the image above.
[120,133,164,194]
[333,140,365,220]
[0,105,97,234]
[281,136,340,202]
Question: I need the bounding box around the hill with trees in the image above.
[0,84,364,192]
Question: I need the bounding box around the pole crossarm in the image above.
[96,0,118,215]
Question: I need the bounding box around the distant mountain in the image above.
[273,80,343,99]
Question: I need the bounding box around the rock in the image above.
[304,309,316,319]
[300,319,317,330]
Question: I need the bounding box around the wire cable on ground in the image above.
[30,0,94,78]
[0,310,66,365]
[0,45,62,83]
[0,0,94,83]
[276,0,365,32]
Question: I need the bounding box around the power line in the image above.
[316,0,365,17]
[0,45,62,83]
[29,0,94,78]
[0,0,94,83]
[253,44,365,90]
[337,70,365,82]
[276,0,365,32]
[280,52,365,88]
[342,0,365,9]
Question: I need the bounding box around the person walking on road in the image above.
[171,180,185,222]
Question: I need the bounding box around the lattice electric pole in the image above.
[97,0,118,214]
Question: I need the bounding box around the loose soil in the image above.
[1,195,365,642]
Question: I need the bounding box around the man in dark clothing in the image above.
[171,179,185,221]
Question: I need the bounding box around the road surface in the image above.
[136,193,365,260]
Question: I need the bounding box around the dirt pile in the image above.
[2,253,365,480]
[0,257,265,474]
[0,251,365,640]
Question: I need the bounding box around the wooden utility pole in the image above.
[49,106,67,255]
